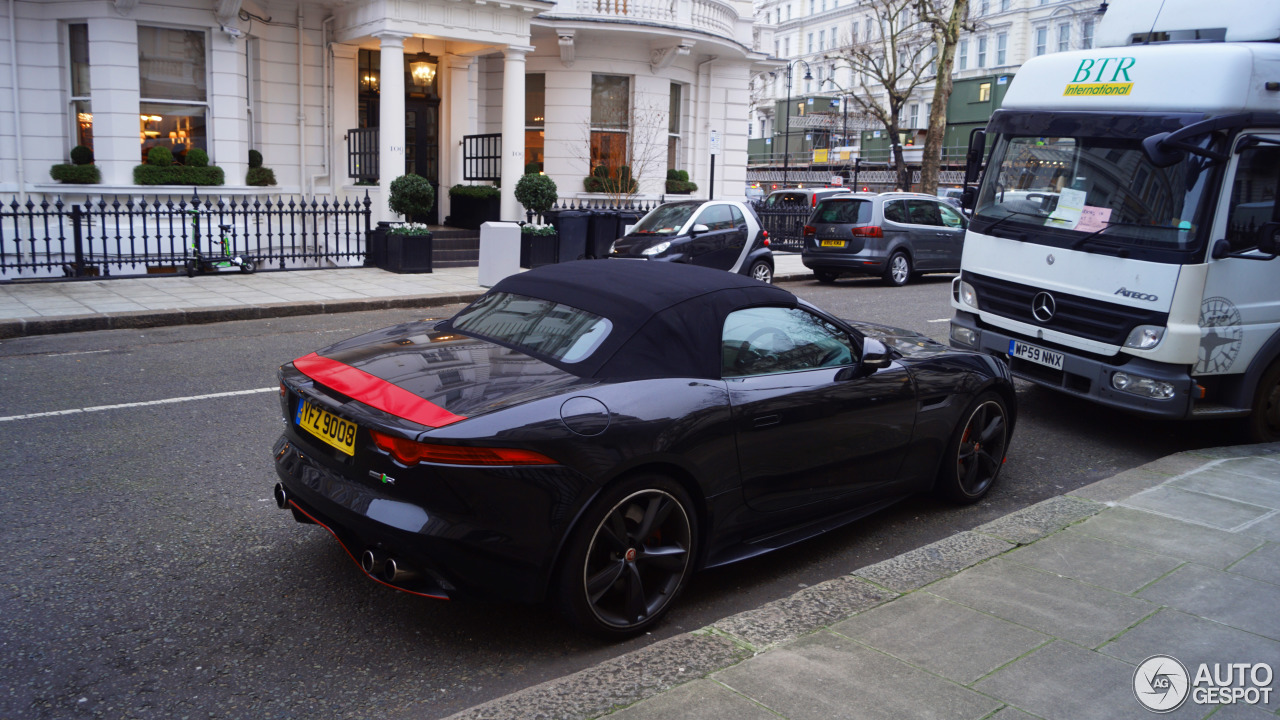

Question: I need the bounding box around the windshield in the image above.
[452,292,612,363]
[973,133,1221,262]
[630,203,698,235]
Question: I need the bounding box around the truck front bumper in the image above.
[949,311,1195,420]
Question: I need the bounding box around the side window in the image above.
[1226,144,1280,252]
[722,306,857,378]
[730,205,746,228]
[697,204,733,230]
[938,203,967,229]
[907,199,944,226]
[883,201,908,224]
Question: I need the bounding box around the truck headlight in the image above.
[1112,372,1175,399]
[958,280,979,309]
[641,241,671,256]
[1123,325,1164,350]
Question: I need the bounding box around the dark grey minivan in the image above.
[800,192,968,286]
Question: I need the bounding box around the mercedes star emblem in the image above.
[1032,292,1056,322]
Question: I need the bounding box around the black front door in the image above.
[405,99,440,224]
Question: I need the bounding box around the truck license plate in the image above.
[1009,340,1065,370]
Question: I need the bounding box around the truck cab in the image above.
[949,2,1280,440]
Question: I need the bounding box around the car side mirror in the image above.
[690,223,710,235]
[861,338,892,372]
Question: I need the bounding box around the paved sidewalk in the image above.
[0,254,813,339]
[443,445,1280,720]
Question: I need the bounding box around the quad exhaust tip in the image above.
[382,557,420,584]
[360,549,387,576]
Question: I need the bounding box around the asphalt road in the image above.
[0,272,1242,719]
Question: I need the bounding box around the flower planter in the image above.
[521,231,560,269]
[383,232,434,273]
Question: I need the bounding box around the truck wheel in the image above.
[1249,361,1280,442]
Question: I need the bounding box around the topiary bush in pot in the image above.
[50,145,101,184]
[245,148,277,186]
[515,172,558,218]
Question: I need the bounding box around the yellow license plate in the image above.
[296,399,357,455]
[820,239,847,247]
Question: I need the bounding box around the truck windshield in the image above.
[972,133,1220,263]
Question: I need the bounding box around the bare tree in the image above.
[916,0,975,195]
[575,99,669,205]
[826,0,937,190]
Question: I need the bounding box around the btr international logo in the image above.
[1064,56,1136,97]
[1134,655,1275,713]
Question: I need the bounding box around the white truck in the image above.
[949,1,1280,440]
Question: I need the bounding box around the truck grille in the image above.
[964,272,1168,347]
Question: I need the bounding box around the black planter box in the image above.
[521,232,560,269]
[383,232,433,273]
[365,222,391,268]
[448,194,501,230]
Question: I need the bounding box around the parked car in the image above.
[763,186,850,209]
[608,199,774,283]
[801,192,969,286]
[271,260,1016,637]
[745,183,766,203]
[936,187,965,209]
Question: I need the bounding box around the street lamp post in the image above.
[823,78,853,187]
[774,59,812,190]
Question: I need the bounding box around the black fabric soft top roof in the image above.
[449,260,798,380]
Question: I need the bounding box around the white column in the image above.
[331,44,359,197]
[443,54,474,221]
[86,16,139,187]
[209,36,248,187]
[500,45,531,222]
[375,32,409,222]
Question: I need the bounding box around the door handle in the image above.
[753,414,781,428]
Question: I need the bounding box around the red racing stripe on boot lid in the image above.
[293,352,467,428]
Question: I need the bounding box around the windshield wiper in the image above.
[1070,221,1178,251]
[974,209,1048,236]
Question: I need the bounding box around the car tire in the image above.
[1247,360,1280,442]
[814,269,840,284]
[556,474,698,638]
[937,392,1010,504]
[749,260,773,284]
[882,251,911,286]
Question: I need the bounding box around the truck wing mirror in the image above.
[961,186,978,211]
[964,129,987,185]
[1258,222,1280,255]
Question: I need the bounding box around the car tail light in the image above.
[803,225,816,236]
[812,195,819,207]
[369,430,558,466]
[763,238,770,247]
[851,225,883,238]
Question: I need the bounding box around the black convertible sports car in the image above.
[272,261,1015,636]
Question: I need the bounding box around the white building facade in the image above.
[0,0,774,225]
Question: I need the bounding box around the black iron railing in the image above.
[1,192,372,279]
[755,204,812,251]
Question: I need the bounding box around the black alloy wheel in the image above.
[557,475,697,637]
[938,392,1009,504]
[882,251,912,286]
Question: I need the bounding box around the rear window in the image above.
[812,198,871,225]
[452,292,613,363]
[767,192,810,206]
